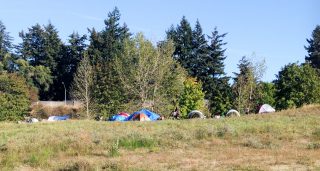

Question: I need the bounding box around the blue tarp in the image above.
[109,115,128,121]
[48,115,70,121]
[125,109,160,121]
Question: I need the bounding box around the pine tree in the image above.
[18,23,63,100]
[305,25,320,70]
[167,16,193,72]
[55,32,87,100]
[87,7,131,115]
[0,20,12,61]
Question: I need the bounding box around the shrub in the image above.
[179,77,205,118]
[0,73,31,121]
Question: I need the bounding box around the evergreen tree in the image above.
[201,28,231,115]
[87,7,131,115]
[167,16,193,72]
[305,25,320,70]
[167,18,232,115]
[18,23,63,99]
[55,32,87,100]
[0,20,12,61]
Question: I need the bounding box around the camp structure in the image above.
[188,110,205,119]
[109,112,130,121]
[125,109,160,121]
[226,109,240,117]
[258,104,276,114]
[48,115,70,121]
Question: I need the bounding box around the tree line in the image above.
[0,7,319,121]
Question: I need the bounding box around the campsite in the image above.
[1,105,320,170]
[0,1,319,170]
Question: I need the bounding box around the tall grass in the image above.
[0,105,320,170]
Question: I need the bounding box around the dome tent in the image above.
[226,109,240,117]
[125,109,160,121]
[187,110,205,119]
[258,104,275,114]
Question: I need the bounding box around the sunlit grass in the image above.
[0,105,320,170]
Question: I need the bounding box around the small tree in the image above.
[274,63,320,110]
[0,73,31,121]
[71,52,94,119]
[179,77,205,118]
[114,33,186,115]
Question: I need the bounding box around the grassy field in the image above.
[1,105,320,170]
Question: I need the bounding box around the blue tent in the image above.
[125,109,160,121]
[109,115,128,121]
[48,115,70,121]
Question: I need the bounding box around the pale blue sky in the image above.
[0,0,319,81]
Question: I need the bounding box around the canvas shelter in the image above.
[258,104,275,114]
[125,109,160,121]
[48,115,70,121]
[226,109,240,117]
[188,110,205,119]
[109,112,130,121]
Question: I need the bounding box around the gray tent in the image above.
[226,109,240,117]
[188,110,206,119]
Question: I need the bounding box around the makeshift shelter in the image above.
[226,109,240,117]
[125,109,160,121]
[258,104,275,114]
[48,115,70,121]
[109,112,130,121]
[188,110,205,119]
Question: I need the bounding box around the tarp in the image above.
[258,104,276,114]
[109,112,130,121]
[226,109,240,117]
[125,109,160,121]
[48,115,70,121]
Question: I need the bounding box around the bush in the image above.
[179,77,205,117]
[0,73,31,121]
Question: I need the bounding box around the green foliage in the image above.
[19,23,63,100]
[0,73,31,121]
[167,18,231,115]
[274,63,320,110]
[179,77,205,117]
[233,56,256,113]
[305,25,320,70]
[255,82,275,107]
[114,33,186,115]
[88,7,130,116]
[0,20,12,61]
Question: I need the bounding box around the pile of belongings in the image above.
[109,109,160,122]
[48,115,70,121]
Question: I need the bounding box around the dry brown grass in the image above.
[1,105,320,170]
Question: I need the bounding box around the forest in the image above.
[0,7,319,121]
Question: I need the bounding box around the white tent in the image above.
[258,104,275,114]
[226,109,240,117]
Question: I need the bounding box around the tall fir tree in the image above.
[203,29,232,115]
[87,7,131,115]
[167,18,232,115]
[55,32,87,100]
[305,25,320,70]
[167,16,193,72]
[19,23,63,100]
[0,20,12,61]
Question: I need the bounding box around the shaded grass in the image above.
[0,105,320,170]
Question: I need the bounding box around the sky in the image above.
[0,0,319,82]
